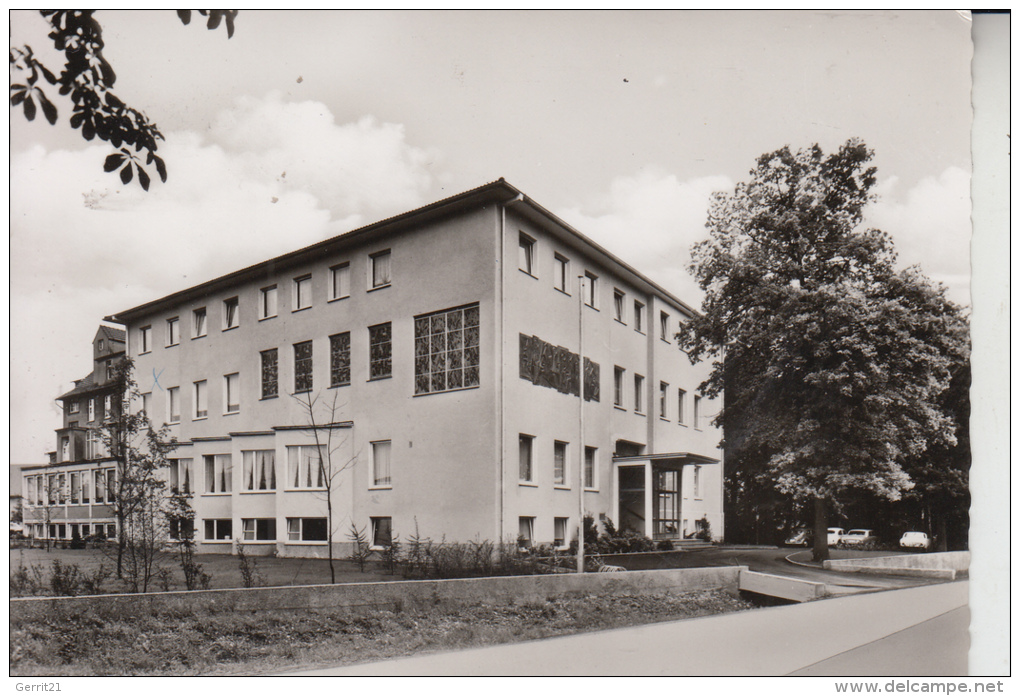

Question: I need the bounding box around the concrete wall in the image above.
[823,551,970,580]
[10,565,744,622]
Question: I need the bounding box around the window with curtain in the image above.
[203,454,232,493]
[243,450,276,491]
[372,440,391,487]
[370,250,392,288]
[287,445,324,489]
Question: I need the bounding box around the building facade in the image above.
[32,180,724,556]
[21,326,124,543]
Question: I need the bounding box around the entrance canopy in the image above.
[612,452,720,539]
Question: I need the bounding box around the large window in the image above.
[242,450,275,491]
[204,519,233,541]
[193,380,208,419]
[330,332,351,387]
[168,386,181,423]
[193,307,207,337]
[242,518,277,541]
[371,440,391,487]
[584,446,597,490]
[370,249,392,288]
[519,435,534,483]
[293,274,312,311]
[223,297,239,330]
[259,285,278,320]
[553,441,568,487]
[371,517,393,548]
[287,445,323,489]
[169,458,194,494]
[413,303,480,394]
[203,454,232,494]
[224,373,240,414]
[287,517,327,542]
[519,233,536,276]
[261,349,278,399]
[554,253,569,292]
[166,317,179,346]
[294,340,313,393]
[368,323,392,380]
[329,262,350,300]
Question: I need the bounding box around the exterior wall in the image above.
[127,206,502,553]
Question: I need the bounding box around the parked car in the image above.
[827,527,845,546]
[900,531,931,549]
[784,528,811,546]
[841,529,877,546]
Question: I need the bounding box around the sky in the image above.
[9,10,975,463]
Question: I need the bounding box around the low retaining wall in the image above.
[822,551,969,580]
[10,565,745,622]
[738,570,828,602]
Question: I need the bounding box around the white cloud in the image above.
[557,168,734,307]
[866,167,972,307]
[10,93,440,461]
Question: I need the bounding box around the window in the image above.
[554,253,569,293]
[293,274,312,311]
[287,445,324,489]
[166,317,179,346]
[204,519,233,541]
[242,518,277,542]
[98,339,104,351]
[584,271,598,308]
[88,398,96,422]
[329,262,350,300]
[103,394,113,420]
[294,340,313,392]
[693,395,702,430]
[193,380,208,419]
[370,249,392,288]
[287,517,327,542]
[519,435,534,483]
[371,517,393,548]
[94,470,106,504]
[168,386,180,423]
[693,465,702,499]
[68,400,79,414]
[518,233,536,276]
[60,436,70,462]
[614,366,625,407]
[329,332,351,387]
[413,303,480,394]
[554,517,568,548]
[553,441,568,487]
[260,349,278,399]
[660,311,670,342]
[203,454,232,493]
[169,518,195,541]
[223,297,239,330]
[140,392,151,417]
[70,472,80,504]
[678,389,687,424]
[368,322,392,380]
[584,446,597,489]
[242,450,276,491]
[26,477,36,506]
[47,475,57,505]
[139,326,152,353]
[371,440,392,487]
[193,307,207,338]
[634,301,644,333]
[86,430,103,459]
[57,474,66,504]
[660,382,669,419]
[614,289,625,323]
[634,374,645,413]
[518,517,535,547]
[259,285,278,320]
[224,373,240,413]
[169,458,194,494]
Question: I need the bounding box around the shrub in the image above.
[10,562,46,596]
[236,541,263,588]
[80,563,111,595]
[347,523,372,573]
[49,559,83,596]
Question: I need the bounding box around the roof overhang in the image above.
[612,452,720,466]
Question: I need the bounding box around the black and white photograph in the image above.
[8,9,1008,684]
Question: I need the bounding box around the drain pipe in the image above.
[498,193,525,544]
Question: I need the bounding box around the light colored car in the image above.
[841,529,877,545]
[900,531,931,549]
[827,527,845,546]
[784,528,811,546]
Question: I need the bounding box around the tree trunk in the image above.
[812,497,830,562]
[935,513,949,552]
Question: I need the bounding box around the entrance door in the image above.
[653,469,680,539]
[618,466,645,534]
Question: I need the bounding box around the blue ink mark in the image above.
[152,367,165,391]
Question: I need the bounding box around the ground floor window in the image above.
[169,518,195,541]
[518,516,535,548]
[242,518,277,541]
[371,517,392,548]
[554,517,568,548]
[204,518,233,541]
[287,517,328,542]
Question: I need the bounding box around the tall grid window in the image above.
[293,274,312,310]
[371,440,391,487]
[553,441,568,486]
[330,332,351,387]
[370,250,392,288]
[242,450,276,491]
[330,262,350,300]
[414,303,480,394]
[368,323,392,380]
[203,454,232,493]
[294,340,313,392]
[287,445,324,489]
[223,297,239,330]
[259,285,278,320]
[261,349,278,399]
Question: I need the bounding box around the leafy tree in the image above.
[10,10,236,189]
[680,139,969,561]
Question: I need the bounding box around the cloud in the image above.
[866,167,972,307]
[557,168,734,307]
[10,93,440,462]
